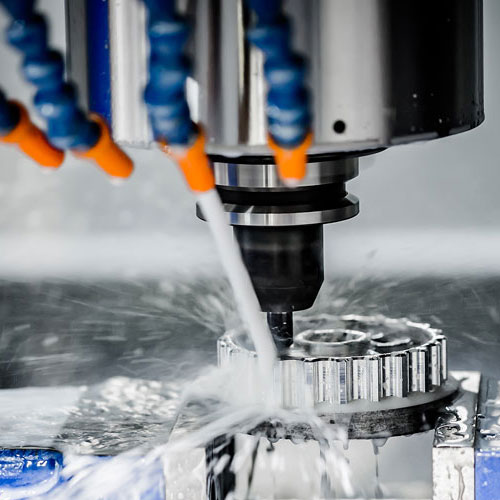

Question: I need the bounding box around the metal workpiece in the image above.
[294,328,370,357]
[476,377,500,500]
[219,315,451,412]
[433,371,480,449]
[169,411,439,498]
[432,371,481,500]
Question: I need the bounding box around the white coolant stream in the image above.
[196,189,277,386]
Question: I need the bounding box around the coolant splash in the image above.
[35,366,358,499]
[196,190,276,390]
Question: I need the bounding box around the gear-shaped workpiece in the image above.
[218,315,448,408]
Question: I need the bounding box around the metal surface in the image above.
[193,0,483,157]
[68,0,484,152]
[213,159,359,189]
[432,371,480,500]
[217,193,359,227]
[65,1,88,113]
[294,328,369,357]
[168,377,479,496]
[251,382,458,440]
[108,0,150,147]
[267,311,294,351]
[0,278,498,385]
[0,280,220,389]
[209,159,359,228]
[234,225,324,312]
[167,388,451,497]
[219,315,449,408]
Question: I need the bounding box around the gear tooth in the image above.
[368,356,382,402]
[435,335,448,381]
[345,358,353,403]
[332,357,353,404]
[312,360,320,404]
[314,360,333,404]
[381,354,392,398]
[332,359,340,404]
[278,358,287,407]
[428,341,442,387]
[352,357,365,401]
[303,359,315,408]
[381,352,409,398]
[280,359,305,408]
[390,352,409,397]
[409,346,429,392]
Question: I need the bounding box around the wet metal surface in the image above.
[432,371,480,500]
[0,280,221,388]
[0,277,499,458]
[0,277,499,389]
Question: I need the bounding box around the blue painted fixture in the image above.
[0,449,62,496]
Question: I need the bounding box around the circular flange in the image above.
[294,328,369,356]
[209,159,360,227]
[213,159,358,189]
[251,379,459,440]
[220,193,359,226]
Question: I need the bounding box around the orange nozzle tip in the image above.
[0,102,64,167]
[163,130,215,193]
[268,132,313,185]
[75,114,134,179]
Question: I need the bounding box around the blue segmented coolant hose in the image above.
[0,0,134,177]
[0,0,99,150]
[142,0,196,146]
[246,0,311,149]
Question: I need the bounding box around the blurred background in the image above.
[0,0,499,280]
[0,0,499,388]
